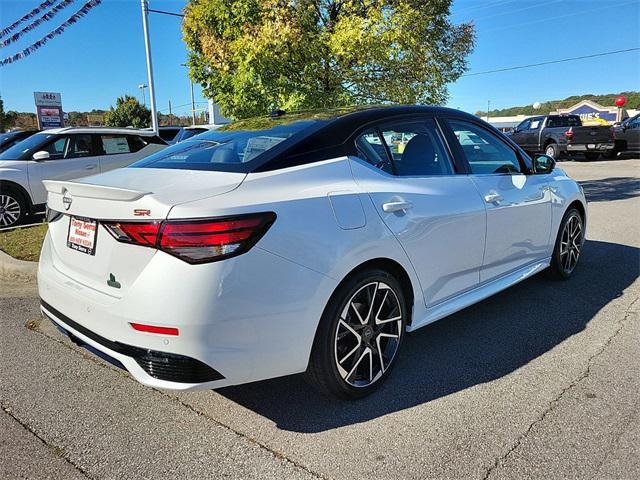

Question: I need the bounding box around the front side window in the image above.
[448,120,522,175]
[42,137,68,160]
[516,119,531,131]
[529,118,542,130]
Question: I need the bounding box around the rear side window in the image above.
[159,128,180,141]
[127,135,147,152]
[447,120,521,175]
[100,135,131,155]
[66,134,96,158]
[356,119,454,177]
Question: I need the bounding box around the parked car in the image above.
[38,106,586,399]
[0,127,166,227]
[159,125,221,144]
[610,113,640,157]
[0,130,39,153]
[509,114,614,160]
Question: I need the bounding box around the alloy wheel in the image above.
[0,194,21,227]
[559,214,583,274]
[334,281,403,388]
[546,146,555,157]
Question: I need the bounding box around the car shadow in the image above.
[579,177,640,202]
[217,240,639,433]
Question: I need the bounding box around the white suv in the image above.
[0,127,166,227]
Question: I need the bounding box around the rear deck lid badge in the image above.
[62,190,73,210]
[107,273,121,289]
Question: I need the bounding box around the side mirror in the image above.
[533,154,555,174]
[32,151,50,161]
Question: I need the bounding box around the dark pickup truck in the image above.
[611,113,640,157]
[509,114,614,160]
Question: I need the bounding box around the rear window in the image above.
[547,116,581,128]
[130,121,321,172]
[159,128,180,141]
[179,128,208,141]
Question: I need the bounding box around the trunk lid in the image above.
[43,168,246,296]
[566,126,613,144]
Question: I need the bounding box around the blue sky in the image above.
[1,0,639,116]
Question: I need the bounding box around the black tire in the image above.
[0,187,27,228]
[305,268,407,399]
[544,143,560,159]
[547,207,584,280]
[604,149,618,159]
[584,152,601,161]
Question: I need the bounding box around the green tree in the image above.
[104,95,151,128]
[0,99,17,131]
[183,0,474,119]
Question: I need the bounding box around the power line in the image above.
[481,0,637,33]
[461,47,640,77]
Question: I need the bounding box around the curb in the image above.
[0,249,38,282]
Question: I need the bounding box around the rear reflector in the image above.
[130,322,179,336]
[103,212,276,264]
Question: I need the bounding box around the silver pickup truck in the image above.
[508,114,614,161]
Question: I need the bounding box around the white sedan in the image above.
[38,106,586,399]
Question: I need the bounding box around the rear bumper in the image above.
[38,231,337,390]
[566,143,614,152]
[41,300,225,385]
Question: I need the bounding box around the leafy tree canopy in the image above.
[183,0,474,119]
[104,95,151,128]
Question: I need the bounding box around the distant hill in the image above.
[476,91,639,117]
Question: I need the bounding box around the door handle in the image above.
[382,200,413,213]
[484,192,504,204]
[85,164,97,170]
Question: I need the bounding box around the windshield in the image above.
[130,120,321,172]
[0,133,53,160]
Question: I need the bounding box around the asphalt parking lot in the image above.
[1,158,638,480]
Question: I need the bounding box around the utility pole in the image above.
[190,81,196,125]
[140,0,158,133]
[486,100,491,122]
[168,100,172,126]
[181,63,197,125]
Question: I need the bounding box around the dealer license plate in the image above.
[67,216,97,255]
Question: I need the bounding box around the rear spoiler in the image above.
[43,180,151,202]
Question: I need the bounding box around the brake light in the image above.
[564,127,574,140]
[103,212,276,264]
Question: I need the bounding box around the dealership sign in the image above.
[555,100,618,125]
[34,91,64,129]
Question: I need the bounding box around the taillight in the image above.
[564,127,573,140]
[103,222,161,247]
[103,212,276,264]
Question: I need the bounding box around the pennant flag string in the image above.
[0,0,59,39]
[0,0,102,67]
[1,0,76,49]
